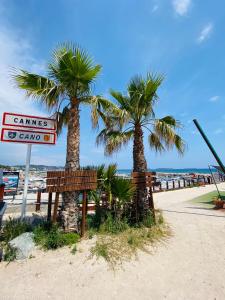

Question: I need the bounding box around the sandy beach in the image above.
[1,183,225,300]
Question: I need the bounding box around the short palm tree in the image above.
[13,43,111,232]
[97,73,185,218]
[97,73,185,171]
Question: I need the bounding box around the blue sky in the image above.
[0,0,225,169]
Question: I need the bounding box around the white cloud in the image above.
[209,95,219,102]
[172,0,191,16]
[0,27,45,118]
[197,23,213,43]
[0,9,49,165]
[213,128,223,135]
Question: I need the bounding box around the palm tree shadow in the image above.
[162,209,225,218]
[185,206,214,211]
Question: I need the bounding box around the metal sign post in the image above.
[21,144,32,219]
[208,165,221,198]
[193,119,225,174]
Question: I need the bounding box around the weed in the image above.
[91,211,169,268]
[71,244,77,255]
[157,212,164,225]
[63,232,80,245]
[33,222,79,250]
[2,217,32,243]
[99,213,128,234]
[91,242,110,261]
[142,211,155,228]
[87,228,96,239]
[127,235,136,246]
[3,244,17,262]
[87,209,107,230]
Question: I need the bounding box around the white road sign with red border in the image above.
[2,112,56,131]
[1,128,56,145]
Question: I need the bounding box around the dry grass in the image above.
[90,211,170,269]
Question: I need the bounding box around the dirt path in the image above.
[1,184,225,300]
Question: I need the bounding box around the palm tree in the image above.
[97,73,185,218]
[13,43,111,232]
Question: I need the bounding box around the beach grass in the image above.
[190,190,225,208]
[90,211,170,269]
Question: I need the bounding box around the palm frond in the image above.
[83,96,121,128]
[145,73,164,100]
[125,74,164,122]
[110,89,131,112]
[158,116,182,129]
[48,43,101,98]
[153,119,185,153]
[12,70,62,109]
[154,119,176,144]
[128,75,145,98]
[141,73,164,114]
[105,164,117,182]
[97,129,134,155]
[56,106,70,135]
[174,134,186,154]
[148,132,165,153]
[111,177,135,204]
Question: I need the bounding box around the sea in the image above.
[117,168,217,176]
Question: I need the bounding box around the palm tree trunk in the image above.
[133,123,148,221]
[61,98,80,232]
[133,123,147,172]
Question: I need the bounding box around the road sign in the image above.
[2,112,56,131]
[1,112,57,219]
[1,128,56,145]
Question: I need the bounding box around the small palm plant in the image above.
[97,73,185,218]
[13,43,111,232]
[102,164,117,204]
[111,177,135,219]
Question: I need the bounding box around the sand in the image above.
[1,183,225,300]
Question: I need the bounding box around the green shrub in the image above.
[87,228,96,239]
[63,232,80,245]
[33,222,79,250]
[71,244,77,255]
[87,209,107,230]
[157,212,164,225]
[91,242,110,261]
[2,217,32,243]
[127,235,135,245]
[111,177,135,206]
[142,211,155,228]
[127,233,142,248]
[3,244,17,262]
[99,213,128,234]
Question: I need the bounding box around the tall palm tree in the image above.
[13,43,110,232]
[97,73,185,170]
[97,73,185,218]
